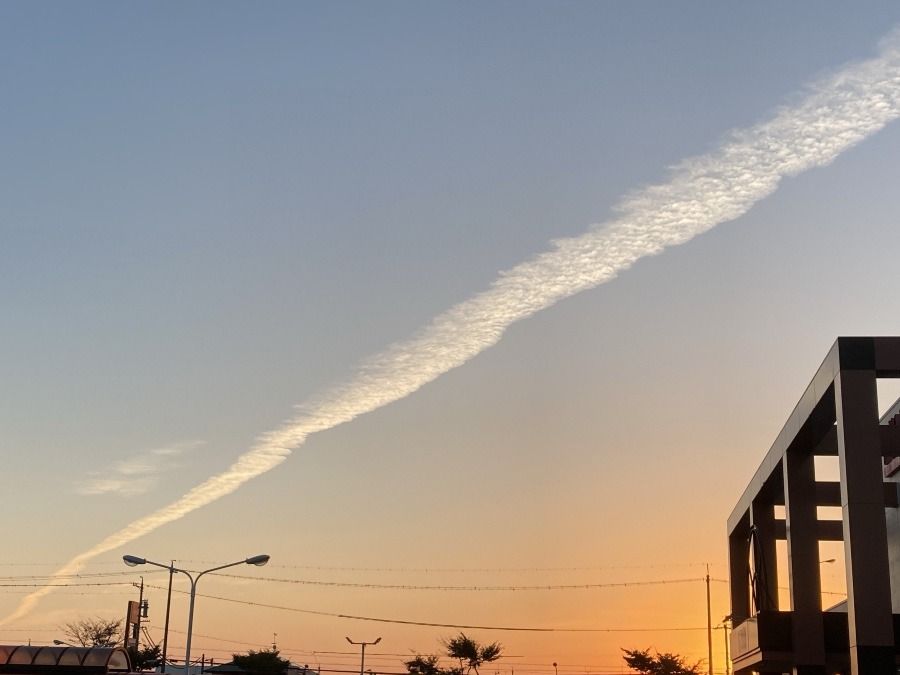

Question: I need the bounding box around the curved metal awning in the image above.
[0,646,131,673]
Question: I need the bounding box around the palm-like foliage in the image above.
[442,634,503,675]
[404,634,503,675]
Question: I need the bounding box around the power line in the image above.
[182,562,727,573]
[0,571,164,581]
[0,592,136,599]
[147,584,711,633]
[0,562,136,567]
[210,573,728,591]
[0,561,730,573]
[0,581,134,588]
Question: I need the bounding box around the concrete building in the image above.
[727,337,900,675]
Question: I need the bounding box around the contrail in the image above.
[6,28,900,625]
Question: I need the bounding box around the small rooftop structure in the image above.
[0,646,131,674]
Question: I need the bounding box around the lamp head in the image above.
[374,638,381,645]
[246,554,270,566]
[123,555,146,567]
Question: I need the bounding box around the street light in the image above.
[346,637,380,675]
[160,560,176,673]
[124,554,270,675]
[53,640,74,647]
[721,615,732,675]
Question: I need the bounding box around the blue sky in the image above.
[4,3,900,673]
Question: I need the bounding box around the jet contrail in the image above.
[6,28,900,625]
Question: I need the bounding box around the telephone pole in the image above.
[706,564,713,675]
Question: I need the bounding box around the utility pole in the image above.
[346,636,381,675]
[706,564,713,675]
[161,561,175,673]
[126,577,145,654]
[136,577,144,653]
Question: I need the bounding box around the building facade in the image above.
[727,337,900,675]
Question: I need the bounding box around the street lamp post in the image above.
[721,616,732,675]
[346,637,380,675]
[124,554,270,675]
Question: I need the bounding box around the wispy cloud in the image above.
[77,441,203,497]
[5,27,900,625]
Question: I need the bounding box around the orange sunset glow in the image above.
[4,4,900,675]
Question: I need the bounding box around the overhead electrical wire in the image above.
[209,573,729,591]
[0,571,164,581]
[179,562,727,573]
[0,581,133,588]
[147,584,711,633]
[0,562,137,567]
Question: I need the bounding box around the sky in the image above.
[4,3,900,674]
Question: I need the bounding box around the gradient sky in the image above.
[4,3,900,674]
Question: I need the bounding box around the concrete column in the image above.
[783,448,826,675]
[835,369,894,675]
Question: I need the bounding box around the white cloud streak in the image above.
[77,440,204,496]
[5,28,900,625]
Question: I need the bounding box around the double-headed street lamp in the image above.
[346,637,380,675]
[123,554,270,674]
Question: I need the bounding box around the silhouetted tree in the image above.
[127,644,161,671]
[621,648,701,675]
[232,648,291,675]
[404,654,463,675]
[404,634,501,675]
[61,617,123,647]
[441,634,503,675]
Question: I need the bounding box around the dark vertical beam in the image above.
[834,367,895,675]
[783,448,826,674]
[751,497,779,611]
[728,517,751,624]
